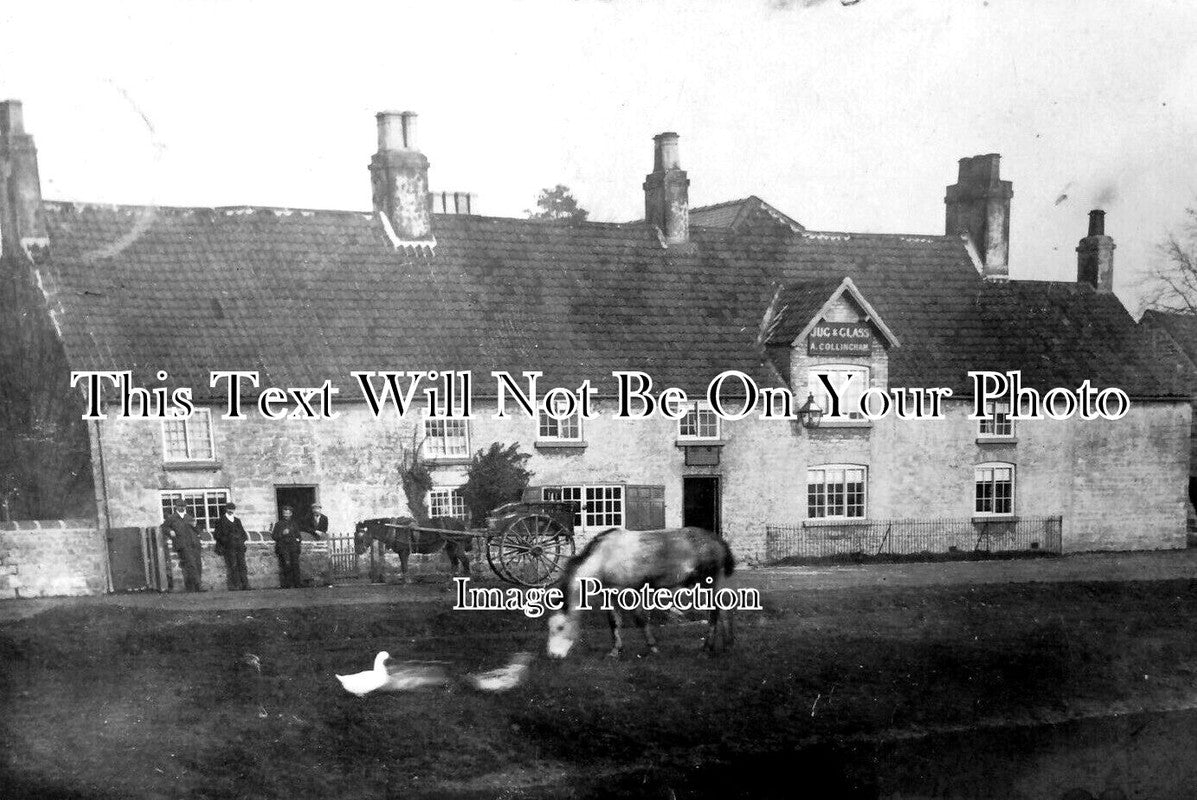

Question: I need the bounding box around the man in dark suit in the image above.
[214,502,250,591]
[271,505,304,589]
[161,500,204,592]
[303,503,328,540]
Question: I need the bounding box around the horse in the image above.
[545,526,736,659]
[354,516,473,583]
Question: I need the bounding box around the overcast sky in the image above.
[2,0,1195,311]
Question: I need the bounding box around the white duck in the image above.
[335,651,391,696]
[465,652,534,692]
[380,660,451,692]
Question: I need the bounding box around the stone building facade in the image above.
[2,98,1192,588]
[86,378,1190,562]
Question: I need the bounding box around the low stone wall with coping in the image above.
[160,532,332,592]
[0,520,107,599]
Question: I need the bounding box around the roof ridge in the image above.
[42,200,381,218]
[41,199,670,232]
[450,215,663,231]
[799,228,955,242]
[996,279,1091,288]
[780,276,847,288]
[688,196,759,214]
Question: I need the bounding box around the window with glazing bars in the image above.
[807,366,869,421]
[542,484,624,528]
[807,466,867,519]
[162,408,215,461]
[159,489,229,531]
[537,404,582,440]
[429,488,467,519]
[975,464,1014,515]
[978,401,1014,437]
[679,406,720,439]
[424,419,470,457]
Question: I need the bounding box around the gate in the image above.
[105,526,171,592]
[327,531,360,579]
[106,527,146,592]
[143,526,171,591]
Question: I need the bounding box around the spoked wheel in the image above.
[487,514,575,587]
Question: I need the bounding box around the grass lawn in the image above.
[2,579,1197,799]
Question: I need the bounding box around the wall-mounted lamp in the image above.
[798,393,824,430]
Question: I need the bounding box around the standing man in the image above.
[271,505,303,589]
[214,502,250,591]
[303,503,328,540]
[161,500,204,592]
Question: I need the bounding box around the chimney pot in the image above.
[0,100,25,136]
[376,110,419,152]
[653,132,680,171]
[957,153,1001,185]
[1087,208,1105,237]
[399,111,417,149]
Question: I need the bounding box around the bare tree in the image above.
[1141,204,1197,315]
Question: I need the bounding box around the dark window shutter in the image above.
[522,486,543,503]
[626,485,665,530]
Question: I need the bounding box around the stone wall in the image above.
[0,520,107,598]
[162,531,332,592]
[175,533,469,592]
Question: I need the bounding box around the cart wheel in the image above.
[484,532,503,578]
[490,514,574,587]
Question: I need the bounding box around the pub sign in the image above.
[684,445,721,466]
[807,322,873,356]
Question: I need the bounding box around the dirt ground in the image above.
[4,553,1197,799]
[6,548,1197,623]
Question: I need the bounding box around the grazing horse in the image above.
[546,526,736,659]
[354,517,473,583]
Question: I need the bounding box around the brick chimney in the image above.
[0,100,48,260]
[643,132,689,246]
[369,111,432,242]
[1076,209,1115,293]
[945,154,1013,280]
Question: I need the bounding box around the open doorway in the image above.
[682,476,721,535]
[275,485,317,520]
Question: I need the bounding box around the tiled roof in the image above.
[762,278,848,345]
[756,278,850,386]
[688,196,805,232]
[1140,310,1197,391]
[30,200,1191,404]
[958,282,1192,396]
[689,198,753,228]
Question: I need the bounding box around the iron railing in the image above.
[765,516,1063,564]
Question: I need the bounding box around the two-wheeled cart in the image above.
[384,500,577,587]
